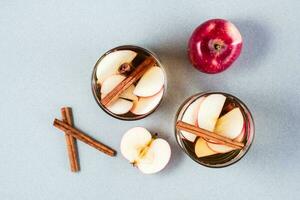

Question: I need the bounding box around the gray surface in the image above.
[0,0,300,199]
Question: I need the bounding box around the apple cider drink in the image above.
[175,92,254,167]
[92,46,166,120]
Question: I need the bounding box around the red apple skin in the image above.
[188,19,243,74]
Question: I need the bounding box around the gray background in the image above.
[0,0,299,199]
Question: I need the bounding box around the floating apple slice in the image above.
[133,66,164,97]
[106,98,133,115]
[207,108,245,153]
[195,137,218,158]
[197,94,226,131]
[120,127,152,163]
[101,74,138,101]
[101,74,125,96]
[131,88,164,115]
[207,131,244,153]
[96,50,137,84]
[120,127,171,174]
[215,107,244,139]
[181,97,205,142]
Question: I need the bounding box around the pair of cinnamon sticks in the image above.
[176,121,244,149]
[53,107,116,172]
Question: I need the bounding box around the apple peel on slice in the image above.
[133,66,164,97]
[131,88,164,115]
[106,98,133,115]
[180,97,205,142]
[120,127,171,174]
[96,50,137,84]
[197,94,226,131]
[195,137,218,158]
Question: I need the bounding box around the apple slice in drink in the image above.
[197,94,226,131]
[195,137,217,158]
[106,98,133,115]
[120,127,171,174]
[180,97,205,142]
[133,66,164,97]
[96,50,137,84]
[131,89,164,115]
[207,107,245,153]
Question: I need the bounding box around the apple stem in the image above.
[214,43,223,51]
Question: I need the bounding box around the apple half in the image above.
[131,88,164,115]
[197,94,226,131]
[133,66,165,97]
[180,97,205,142]
[120,127,171,174]
[96,50,137,84]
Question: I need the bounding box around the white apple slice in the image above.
[208,108,245,153]
[120,127,152,163]
[96,50,137,84]
[137,138,171,174]
[101,74,138,101]
[131,88,164,115]
[101,74,125,97]
[106,98,133,115]
[214,107,244,139]
[195,137,218,158]
[181,97,205,142]
[133,66,164,97]
[197,94,226,131]
[120,127,171,174]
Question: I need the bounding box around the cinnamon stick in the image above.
[101,57,156,106]
[176,121,244,149]
[53,119,116,157]
[61,107,79,172]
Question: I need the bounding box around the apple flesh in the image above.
[197,94,226,131]
[195,137,217,158]
[134,66,164,97]
[181,97,205,142]
[120,127,171,174]
[131,88,164,115]
[96,50,137,84]
[188,19,242,74]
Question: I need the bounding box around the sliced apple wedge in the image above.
[181,97,205,142]
[131,88,164,115]
[101,74,125,96]
[96,50,137,84]
[207,108,245,153]
[133,66,164,97]
[195,137,218,158]
[106,98,133,115]
[197,94,226,131]
[214,107,244,139]
[120,127,171,174]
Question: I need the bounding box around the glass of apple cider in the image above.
[175,92,254,168]
[91,45,167,120]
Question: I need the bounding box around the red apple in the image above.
[188,19,242,74]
